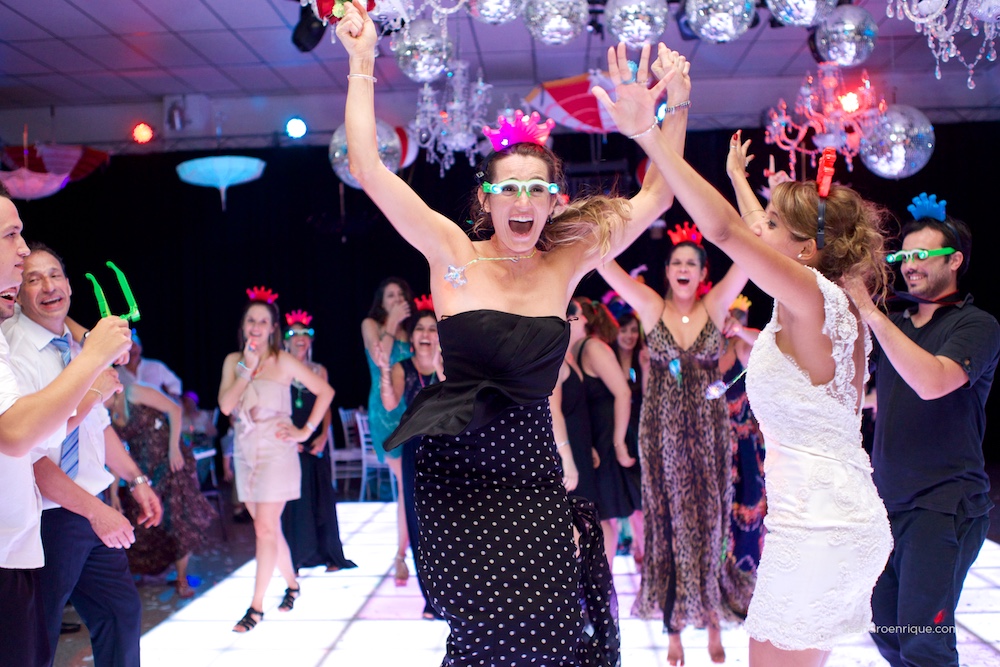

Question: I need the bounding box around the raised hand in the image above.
[727,130,754,180]
[765,154,794,190]
[651,44,690,106]
[242,338,261,372]
[82,317,133,368]
[335,0,378,57]
[592,42,671,139]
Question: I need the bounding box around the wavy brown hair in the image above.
[771,180,890,302]
[468,143,631,258]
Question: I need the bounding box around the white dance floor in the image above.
[139,502,1000,667]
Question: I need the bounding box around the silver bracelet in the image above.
[128,474,151,492]
[305,421,318,432]
[662,100,691,115]
[627,121,659,140]
[348,73,377,83]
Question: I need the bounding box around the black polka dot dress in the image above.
[386,311,620,667]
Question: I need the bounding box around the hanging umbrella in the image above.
[1,144,109,183]
[175,156,266,211]
[0,126,71,200]
[524,71,619,134]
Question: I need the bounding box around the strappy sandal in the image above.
[232,607,263,633]
[278,586,300,612]
[394,555,409,587]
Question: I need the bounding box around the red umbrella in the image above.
[524,71,619,134]
[1,144,109,182]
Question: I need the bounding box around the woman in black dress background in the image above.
[280,312,356,573]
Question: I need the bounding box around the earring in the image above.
[547,215,554,225]
[797,252,804,259]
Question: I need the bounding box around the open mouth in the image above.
[0,287,16,304]
[676,277,691,286]
[509,217,533,235]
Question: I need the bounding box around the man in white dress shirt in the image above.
[4,242,162,667]
[0,187,133,667]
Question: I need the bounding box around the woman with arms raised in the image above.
[620,118,893,665]
[337,1,689,662]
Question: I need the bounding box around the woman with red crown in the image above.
[337,0,690,661]
[218,287,335,633]
[600,220,752,665]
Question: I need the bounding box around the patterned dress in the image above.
[725,358,767,574]
[386,311,619,666]
[113,401,214,575]
[632,317,754,632]
[743,269,891,650]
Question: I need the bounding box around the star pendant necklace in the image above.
[444,241,537,288]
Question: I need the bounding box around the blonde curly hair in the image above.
[771,180,891,302]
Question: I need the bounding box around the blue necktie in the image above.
[51,335,79,479]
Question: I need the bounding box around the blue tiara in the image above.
[907,192,947,222]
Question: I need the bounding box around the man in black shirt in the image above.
[849,196,1000,667]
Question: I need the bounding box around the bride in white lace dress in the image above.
[634,130,893,666]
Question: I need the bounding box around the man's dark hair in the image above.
[26,240,67,273]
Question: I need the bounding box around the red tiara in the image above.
[414,294,434,311]
[666,221,703,247]
[246,285,279,304]
[482,110,555,152]
[285,309,313,326]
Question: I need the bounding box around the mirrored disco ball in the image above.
[524,0,590,45]
[765,0,836,27]
[329,120,402,189]
[468,0,527,24]
[684,0,755,43]
[860,105,935,179]
[606,0,670,48]
[815,4,878,67]
[391,19,451,83]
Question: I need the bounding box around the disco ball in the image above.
[606,0,670,48]
[391,19,451,83]
[524,0,590,45]
[684,0,755,43]
[765,0,836,27]
[329,120,402,189]
[814,4,878,67]
[468,0,527,24]
[860,105,935,179]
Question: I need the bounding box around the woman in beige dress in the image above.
[218,288,334,633]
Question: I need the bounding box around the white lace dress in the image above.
[743,268,892,651]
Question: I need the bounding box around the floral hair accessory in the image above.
[730,294,752,312]
[482,110,555,152]
[697,281,713,298]
[666,221,703,247]
[414,294,435,311]
[307,0,376,24]
[907,192,947,222]
[285,309,313,326]
[246,285,279,304]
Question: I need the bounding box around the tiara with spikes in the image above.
[907,192,947,222]
[730,294,752,312]
[666,221,703,247]
[246,285,279,304]
[285,309,313,326]
[482,110,556,152]
[414,294,435,312]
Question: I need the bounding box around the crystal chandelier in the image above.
[410,61,493,176]
[886,0,998,88]
[765,62,886,174]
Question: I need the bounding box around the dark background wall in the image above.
[13,121,999,457]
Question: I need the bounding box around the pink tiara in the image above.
[482,110,555,152]
[285,309,313,326]
[414,294,434,312]
[666,221,703,247]
[246,285,279,304]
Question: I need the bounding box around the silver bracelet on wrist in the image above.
[305,421,318,432]
[662,99,691,115]
[128,474,150,492]
[236,361,253,380]
[627,121,659,140]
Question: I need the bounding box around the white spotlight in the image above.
[286,117,308,139]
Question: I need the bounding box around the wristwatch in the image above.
[128,474,151,492]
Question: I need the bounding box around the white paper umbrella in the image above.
[0,167,70,200]
[175,156,266,210]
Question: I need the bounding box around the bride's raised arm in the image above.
[336,0,470,266]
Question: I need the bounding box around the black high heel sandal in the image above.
[233,607,263,633]
[278,586,300,612]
